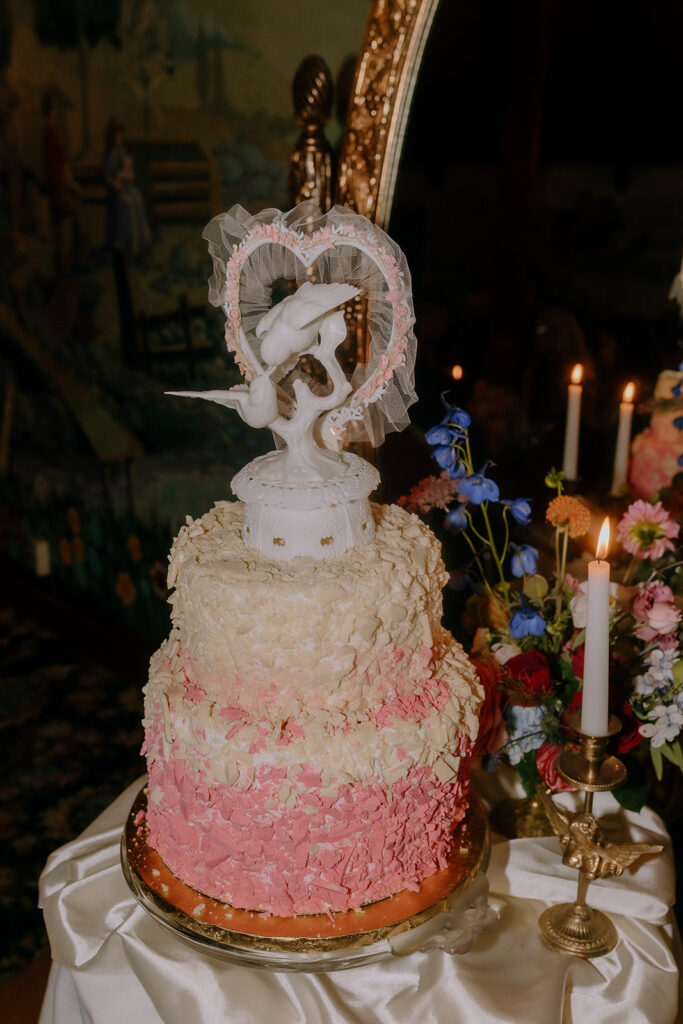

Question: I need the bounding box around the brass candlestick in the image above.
[537,712,662,959]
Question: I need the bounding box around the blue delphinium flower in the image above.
[444,504,469,533]
[442,405,471,431]
[674,415,683,431]
[458,463,499,504]
[673,380,682,398]
[432,444,457,474]
[510,543,539,578]
[501,498,532,524]
[504,705,545,765]
[678,454,683,467]
[425,425,454,446]
[509,595,545,638]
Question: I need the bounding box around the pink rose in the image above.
[647,602,680,635]
[632,582,681,648]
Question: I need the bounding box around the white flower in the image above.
[639,705,683,747]
[492,642,521,665]
[643,648,678,683]
[504,705,544,764]
[570,593,587,629]
[570,582,619,630]
[633,673,656,696]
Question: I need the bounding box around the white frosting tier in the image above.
[166,501,461,715]
[144,630,480,792]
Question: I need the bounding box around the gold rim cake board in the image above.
[121,786,489,960]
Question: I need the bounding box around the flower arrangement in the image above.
[401,396,683,809]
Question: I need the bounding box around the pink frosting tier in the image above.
[142,501,482,916]
[145,753,472,917]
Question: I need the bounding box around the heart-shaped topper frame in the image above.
[203,201,417,448]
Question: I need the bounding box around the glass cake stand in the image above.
[121,786,497,972]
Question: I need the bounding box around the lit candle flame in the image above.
[596,517,610,560]
[451,364,463,381]
[570,363,583,385]
[623,381,635,403]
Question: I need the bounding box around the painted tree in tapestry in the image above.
[30,0,123,156]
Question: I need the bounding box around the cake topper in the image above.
[169,281,360,480]
[168,202,417,559]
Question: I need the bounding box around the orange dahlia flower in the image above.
[545,495,591,538]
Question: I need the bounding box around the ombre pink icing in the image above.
[177,642,440,718]
[371,677,450,728]
[142,500,483,917]
[145,754,472,916]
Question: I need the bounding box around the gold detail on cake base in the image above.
[320,536,333,546]
[121,787,489,961]
[489,794,554,839]
[273,537,285,547]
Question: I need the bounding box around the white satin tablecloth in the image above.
[38,776,681,1024]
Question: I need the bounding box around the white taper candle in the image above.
[562,363,583,481]
[610,381,635,496]
[581,518,611,736]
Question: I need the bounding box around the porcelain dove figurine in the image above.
[167,282,359,449]
[257,281,359,366]
[167,375,279,429]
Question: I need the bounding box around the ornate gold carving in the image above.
[320,536,333,546]
[535,784,663,882]
[273,537,285,547]
[335,0,439,228]
[536,718,663,958]
[288,56,334,212]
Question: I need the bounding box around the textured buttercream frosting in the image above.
[142,500,483,915]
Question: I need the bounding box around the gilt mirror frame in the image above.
[335,0,440,230]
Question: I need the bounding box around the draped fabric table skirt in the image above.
[38,776,682,1024]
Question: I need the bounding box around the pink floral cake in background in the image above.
[141,500,482,917]
[629,370,683,499]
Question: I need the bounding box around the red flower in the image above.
[504,650,553,706]
[611,688,641,754]
[536,742,574,792]
[570,643,584,680]
[661,477,683,518]
[470,656,506,759]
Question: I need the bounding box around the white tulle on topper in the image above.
[168,202,418,560]
[202,201,417,448]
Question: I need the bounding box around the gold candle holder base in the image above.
[539,901,618,959]
[556,714,626,792]
[537,713,661,959]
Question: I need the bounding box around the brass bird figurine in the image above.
[535,784,663,882]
